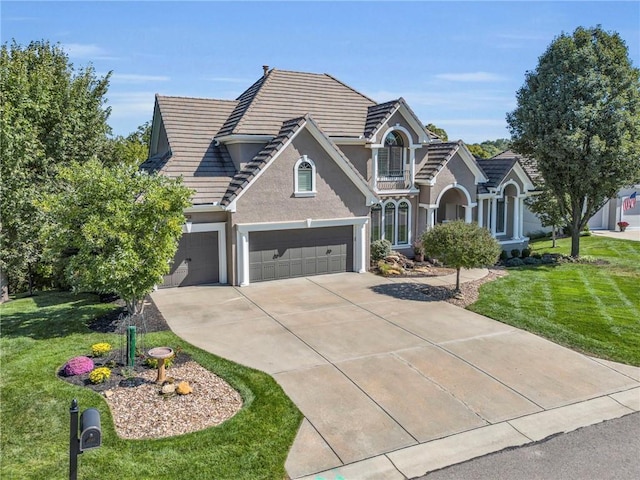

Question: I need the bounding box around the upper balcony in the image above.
[375,170,412,191]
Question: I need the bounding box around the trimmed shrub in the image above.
[524,257,542,265]
[371,239,392,262]
[510,249,521,259]
[521,248,531,258]
[62,356,94,376]
[89,367,111,384]
[91,342,112,357]
[505,257,525,267]
[499,250,509,262]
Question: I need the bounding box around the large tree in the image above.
[0,40,111,296]
[421,220,501,293]
[525,186,566,248]
[105,121,151,168]
[507,26,640,257]
[40,159,192,315]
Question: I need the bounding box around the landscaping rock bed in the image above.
[60,296,243,440]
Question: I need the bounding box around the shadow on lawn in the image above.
[1,292,115,340]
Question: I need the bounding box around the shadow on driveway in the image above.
[369,282,458,302]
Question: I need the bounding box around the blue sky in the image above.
[3,1,639,143]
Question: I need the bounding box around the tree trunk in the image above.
[551,227,557,248]
[455,267,461,292]
[126,297,145,316]
[570,211,582,257]
[27,263,34,297]
[0,267,8,303]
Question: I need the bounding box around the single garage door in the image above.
[161,231,219,287]
[249,226,353,283]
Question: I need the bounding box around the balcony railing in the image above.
[376,170,412,191]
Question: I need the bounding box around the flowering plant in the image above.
[617,221,629,228]
[89,367,111,384]
[91,342,112,357]
[62,356,95,376]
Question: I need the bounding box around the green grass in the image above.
[0,291,302,479]
[469,235,640,366]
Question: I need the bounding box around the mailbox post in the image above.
[69,399,102,480]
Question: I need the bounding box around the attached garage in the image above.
[161,231,219,287]
[249,226,353,282]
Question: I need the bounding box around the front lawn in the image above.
[469,235,640,366]
[0,292,302,479]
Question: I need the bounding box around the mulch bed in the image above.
[61,295,180,393]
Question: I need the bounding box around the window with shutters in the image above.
[294,156,316,197]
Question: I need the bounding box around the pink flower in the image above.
[62,356,95,376]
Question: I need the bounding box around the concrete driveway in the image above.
[151,273,640,480]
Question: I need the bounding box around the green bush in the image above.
[506,257,525,267]
[371,239,392,261]
[500,250,509,262]
[510,249,521,259]
[521,247,531,258]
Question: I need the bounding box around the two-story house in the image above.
[143,68,536,287]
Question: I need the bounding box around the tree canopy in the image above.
[0,40,111,294]
[426,123,448,141]
[40,159,192,314]
[421,220,501,292]
[507,26,640,256]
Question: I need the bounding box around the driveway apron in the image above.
[152,273,640,480]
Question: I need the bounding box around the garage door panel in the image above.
[249,226,353,283]
[161,231,219,287]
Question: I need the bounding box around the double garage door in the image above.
[161,231,219,288]
[249,226,353,283]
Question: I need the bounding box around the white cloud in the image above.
[106,92,155,119]
[435,72,508,82]
[111,74,170,84]
[62,43,115,60]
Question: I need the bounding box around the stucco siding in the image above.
[227,142,268,171]
[339,144,371,180]
[377,111,421,144]
[431,153,477,204]
[501,170,525,194]
[233,129,370,224]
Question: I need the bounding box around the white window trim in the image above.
[374,199,412,248]
[294,155,316,197]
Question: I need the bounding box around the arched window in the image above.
[294,156,316,197]
[384,203,396,245]
[397,201,410,245]
[371,204,382,241]
[378,131,405,179]
[371,199,412,246]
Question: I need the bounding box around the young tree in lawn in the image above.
[525,186,567,248]
[0,40,111,296]
[421,220,501,293]
[40,159,192,315]
[507,26,640,257]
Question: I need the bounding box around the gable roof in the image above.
[364,97,433,144]
[222,114,377,209]
[491,150,541,184]
[477,151,537,194]
[141,95,238,204]
[477,157,518,190]
[216,69,376,138]
[416,140,489,186]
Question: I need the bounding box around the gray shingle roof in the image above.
[491,150,541,184]
[142,95,239,204]
[364,100,400,140]
[216,69,376,138]
[415,141,463,182]
[476,157,517,193]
